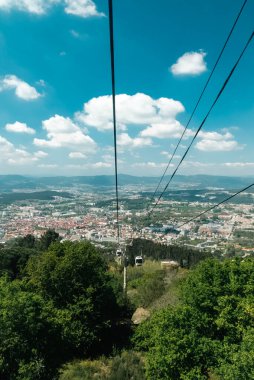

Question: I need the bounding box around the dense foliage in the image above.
[127,263,166,308]
[133,258,254,379]
[127,238,212,267]
[0,191,72,204]
[0,235,128,379]
[1,231,253,379]
[59,351,145,380]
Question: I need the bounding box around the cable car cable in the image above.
[149,0,248,205]
[149,30,254,217]
[177,182,254,229]
[108,0,120,244]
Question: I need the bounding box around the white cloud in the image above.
[118,133,152,149]
[101,154,113,162]
[64,0,105,18]
[132,162,172,169]
[76,93,185,132]
[224,162,254,168]
[67,162,112,169]
[92,162,111,168]
[34,114,97,152]
[170,51,207,76]
[0,135,15,153]
[5,121,35,134]
[182,161,214,168]
[221,126,239,133]
[196,130,243,152]
[198,131,233,141]
[195,139,241,152]
[37,79,46,87]
[70,29,88,40]
[140,121,193,139]
[34,150,48,158]
[0,75,41,100]
[38,163,58,168]
[0,135,40,165]
[0,0,104,17]
[161,151,181,159]
[7,149,38,164]
[69,151,86,158]
[0,0,60,14]
[70,29,80,38]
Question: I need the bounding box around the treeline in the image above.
[0,191,72,204]
[126,238,214,267]
[0,231,131,379]
[0,230,61,279]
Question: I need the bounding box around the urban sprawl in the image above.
[1,186,253,257]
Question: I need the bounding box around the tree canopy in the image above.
[133,258,254,379]
[0,239,128,379]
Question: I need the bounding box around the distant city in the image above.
[0,174,253,257]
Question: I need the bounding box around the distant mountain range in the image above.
[0,174,253,192]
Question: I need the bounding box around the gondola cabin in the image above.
[135,256,143,266]
[116,249,122,257]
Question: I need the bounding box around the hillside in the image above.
[0,174,253,192]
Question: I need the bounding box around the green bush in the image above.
[109,351,146,380]
[59,351,145,380]
[133,258,254,379]
[59,359,109,380]
[128,269,165,308]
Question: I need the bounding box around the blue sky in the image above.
[0,0,253,177]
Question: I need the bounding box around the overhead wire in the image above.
[108,0,120,244]
[177,183,254,229]
[149,0,248,204]
[149,30,254,216]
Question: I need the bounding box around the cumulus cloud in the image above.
[0,75,41,100]
[118,133,152,149]
[76,93,185,132]
[64,0,105,18]
[140,122,193,139]
[34,114,97,152]
[5,121,35,134]
[0,0,104,17]
[0,135,42,165]
[198,131,233,141]
[69,151,86,158]
[196,130,242,152]
[170,51,207,76]
[196,140,241,152]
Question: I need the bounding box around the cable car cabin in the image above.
[116,249,122,257]
[135,256,143,266]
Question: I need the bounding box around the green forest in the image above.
[0,231,253,379]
